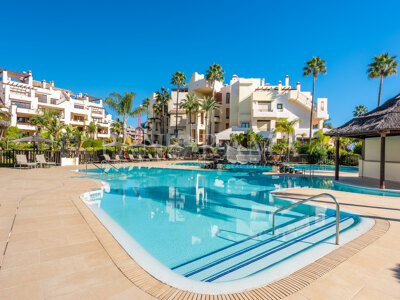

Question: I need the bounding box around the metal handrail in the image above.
[86,161,108,174]
[101,160,122,173]
[272,193,340,245]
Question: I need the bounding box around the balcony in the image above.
[17,123,37,131]
[16,107,38,115]
[9,91,35,102]
[288,90,312,108]
[170,119,186,127]
[252,108,289,118]
[97,133,109,138]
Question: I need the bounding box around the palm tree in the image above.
[105,92,140,144]
[367,53,398,107]
[171,72,187,137]
[206,63,225,96]
[0,104,10,139]
[309,130,330,154]
[111,118,123,139]
[200,96,221,145]
[87,121,98,139]
[274,118,302,158]
[142,97,150,121]
[353,105,368,117]
[180,93,200,143]
[303,56,327,143]
[155,87,171,145]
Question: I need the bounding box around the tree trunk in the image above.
[309,75,315,144]
[123,116,127,144]
[378,73,383,107]
[176,85,179,137]
[162,103,165,145]
[205,113,208,144]
[188,109,192,143]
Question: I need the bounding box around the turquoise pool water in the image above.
[174,162,358,173]
[80,166,371,287]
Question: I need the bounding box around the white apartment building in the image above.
[147,72,329,146]
[0,69,112,138]
[215,75,329,145]
[148,72,224,145]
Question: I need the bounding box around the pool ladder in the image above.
[272,193,340,245]
[85,161,122,175]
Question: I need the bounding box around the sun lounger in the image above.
[128,154,136,162]
[15,154,37,169]
[115,155,128,163]
[147,153,157,161]
[36,154,56,167]
[103,154,119,163]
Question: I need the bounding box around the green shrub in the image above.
[92,139,103,148]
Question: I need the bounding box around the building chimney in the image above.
[261,78,265,86]
[296,82,301,92]
[278,80,282,93]
[41,80,46,88]
[50,80,54,87]
[28,70,32,76]
[285,75,289,87]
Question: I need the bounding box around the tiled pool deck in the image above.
[0,161,399,299]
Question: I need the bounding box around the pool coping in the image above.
[72,177,390,299]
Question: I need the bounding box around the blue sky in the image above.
[2,0,400,127]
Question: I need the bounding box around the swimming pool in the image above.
[175,162,359,173]
[80,166,374,293]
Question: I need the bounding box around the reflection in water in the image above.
[83,168,347,269]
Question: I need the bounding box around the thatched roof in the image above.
[0,120,10,130]
[327,93,400,138]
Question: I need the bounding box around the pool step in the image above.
[172,214,328,275]
[173,215,355,282]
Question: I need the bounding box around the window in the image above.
[226,108,230,119]
[321,101,325,111]
[258,101,272,112]
[313,124,318,129]
[73,116,85,122]
[74,105,84,109]
[226,93,230,104]
[11,101,30,109]
[17,116,30,124]
[37,94,47,103]
[241,122,250,128]
[257,120,271,131]
[277,103,283,111]
[226,123,229,129]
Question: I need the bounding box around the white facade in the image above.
[148,72,330,146]
[0,69,112,138]
[216,75,329,145]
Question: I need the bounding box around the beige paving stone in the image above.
[0,162,398,299]
[0,280,42,300]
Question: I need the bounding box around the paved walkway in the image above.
[0,162,399,299]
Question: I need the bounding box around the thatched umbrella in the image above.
[148,143,163,148]
[13,135,54,143]
[12,134,55,154]
[0,120,10,140]
[128,142,147,155]
[103,141,127,155]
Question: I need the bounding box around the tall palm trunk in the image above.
[176,85,179,137]
[378,73,383,107]
[205,113,208,144]
[161,103,165,145]
[209,82,215,145]
[309,75,315,144]
[188,109,192,143]
[123,115,127,144]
